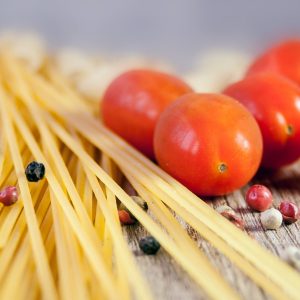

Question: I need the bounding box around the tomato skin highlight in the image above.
[224,73,300,169]
[101,69,193,159]
[247,39,300,85]
[154,93,263,196]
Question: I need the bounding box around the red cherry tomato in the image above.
[245,185,273,212]
[247,39,300,85]
[154,93,263,196]
[101,69,192,159]
[224,73,300,168]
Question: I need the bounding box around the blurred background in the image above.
[0,0,300,69]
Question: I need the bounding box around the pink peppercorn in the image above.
[0,186,19,206]
[245,184,273,212]
[221,211,245,230]
[118,210,137,225]
[278,201,299,224]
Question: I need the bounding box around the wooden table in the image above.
[123,162,300,299]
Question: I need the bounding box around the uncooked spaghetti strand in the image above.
[75,147,93,220]
[101,137,295,299]
[0,188,49,281]
[0,86,58,300]
[73,115,300,292]
[6,88,119,300]
[20,200,56,300]
[50,189,85,300]
[0,163,47,248]
[42,139,86,300]
[0,139,28,187]
[71,131,151,300]
[0,185,52,298]
[83,165,154,300]
[9,78,104,252]
[9,51,300,298]
[47,112,239,300]
[1,191,53,300]
[47,142,89,300]
[0,117,6,177]
[101,155,131,300]
[125,171,210,256]
[125,172,244,294]
[43,62,93,114]
[0,234,35,299]
[101,156,115,270]
[24,61,300,298]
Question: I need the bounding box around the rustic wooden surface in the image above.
[123,162,300,300]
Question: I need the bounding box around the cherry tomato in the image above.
[154,93,263,196]
[245,184,273,212]
[101,69,192,159]
[247,39,300,85]
[224,73,300,168]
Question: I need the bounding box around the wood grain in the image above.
[123,162,300,300]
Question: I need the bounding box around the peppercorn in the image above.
[119,196,148,212]
[131,196,148,211]
[246,184,273,212]
[278,201,299,224]
[260,208,282,230]
[25,161,45,182]
[215,205,235,215]
[0,186,19,206]
[283,246,300,271]
[216,205,245,230]
[221,211,245,230]
[118,210,137,225]
[139,236,160,255]
[118,196,148,226]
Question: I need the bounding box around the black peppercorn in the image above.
[139,236,160,255]
[25,161,45,182]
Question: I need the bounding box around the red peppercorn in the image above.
[220,211,245,230]
[0,186,19,206]
[278,201,299,224]
[245,184,273,212]
[118,210,137,225]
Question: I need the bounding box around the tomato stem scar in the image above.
[218,163,228,173]
[286,124,294,136]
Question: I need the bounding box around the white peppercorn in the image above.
[283,246,300,271]
[260,208,282,230]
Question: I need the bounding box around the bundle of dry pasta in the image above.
[0,50,299,300]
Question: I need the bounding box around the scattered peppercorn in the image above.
[0,186,19,206]
[278,201,299,224]
[216,205,245,230]
[131,196,148,211]
[118,210,137,225]
[245,184,273,212]
[139,236,160,255]
[118,196,148,225]
[260,208,282,230]
[221,211,245,230]
[283,246,300,272]
[25,161,45,182]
